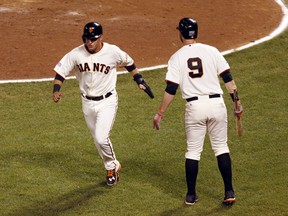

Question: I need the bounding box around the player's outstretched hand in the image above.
[133,73,154,99]
[153,111,164,130]
[53,92,62,103]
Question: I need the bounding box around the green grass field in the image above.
[1,15,288,216]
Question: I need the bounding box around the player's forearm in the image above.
[220,70,239,101]
[224,80,237,94]
[221,72,243,118]
[129,68,138,76]
[53,73,65,92]
[53,79,63,94]
[53,79,63,86]
[52,73,65,103]
[158,92,175,113]
[224,80,237,101]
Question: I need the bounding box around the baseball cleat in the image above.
[185,194,198,206]
[223,190,236,206]
[106,163,121,186]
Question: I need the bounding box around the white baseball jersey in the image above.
[54,42,134,96]
[166,43,230,99]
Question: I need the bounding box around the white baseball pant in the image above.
[81,91,120,170]
[184,96,230,161]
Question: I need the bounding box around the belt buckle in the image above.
[82,92,112,101]
[96,95,103,101]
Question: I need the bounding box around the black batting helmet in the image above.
[177,18,198,39]
[82,22,103,43]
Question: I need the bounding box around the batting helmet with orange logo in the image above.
[82,22,103,43]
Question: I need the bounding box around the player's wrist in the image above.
[53,84,61,93]
[157,109,164,116]
[229,93,235,102]
[133,73,144,85]
[153,110,164,130]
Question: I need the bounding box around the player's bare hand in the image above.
[153,111,164,130]
[53,92,62,103]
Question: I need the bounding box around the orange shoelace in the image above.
[107,170,115,177]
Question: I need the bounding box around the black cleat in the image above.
[185,194,199,206]
[223,190,236,206]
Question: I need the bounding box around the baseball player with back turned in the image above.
[52,21,154,186]
[153,18,243,206]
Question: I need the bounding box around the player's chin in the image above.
[87,46,96,52]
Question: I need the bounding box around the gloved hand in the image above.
[234,100,243,118]
[153,111,164,130]
[133,73,154,99]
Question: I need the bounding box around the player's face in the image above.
[85,36,102,53]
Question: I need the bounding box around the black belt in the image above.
[186,94,220,102]
[82,92,112,101]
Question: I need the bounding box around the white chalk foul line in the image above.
[1,0,287,84]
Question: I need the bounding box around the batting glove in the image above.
[133,73,154,99]
[153,111,164,130]
[234,100,243,117]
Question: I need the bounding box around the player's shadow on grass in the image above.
[7,182,106,216]
[159,203,234,216]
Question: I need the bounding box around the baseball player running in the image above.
[153,18,243,205]
[52,21,154,186]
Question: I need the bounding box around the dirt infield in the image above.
[0,0,282,80]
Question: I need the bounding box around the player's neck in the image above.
[183,39,196,46]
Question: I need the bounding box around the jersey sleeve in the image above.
[165,54,180,84]
[53,51,76,78]
[114,46,134,67]
[214,48,230,75]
